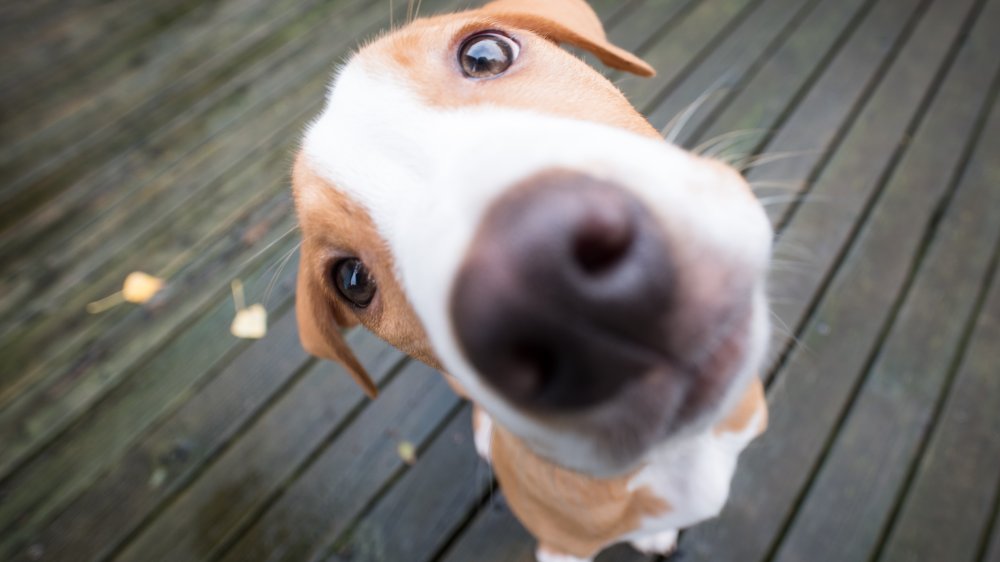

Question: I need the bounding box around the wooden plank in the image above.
[985,513,1000,562]
[0,0,458,330]
[686,0,876,155]
[875,242,1000,561]
[770,23,1000,559]
[437,495,539,562]
[0,0,206,110]
[738,0,927,233]
[0,0,460,495]
[2,321,403,561]
[0,191,301,475]
[106,361,450,562]
[760,0,974,370]
[322,406,486,562]
[0,0,401,274]
[679,0,992,559]
[617,0,756,112]
[178,363,460,562]
[0,0,355,232]
[642,0,820,135]
[0,0,308,169]
[604,0,700,54]
[0,244,301,540]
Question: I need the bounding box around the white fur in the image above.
[473,408,494,460]
[629,529,678,555]
[302,58,772,476]
[622,401,765,546]
[536,548,592,562]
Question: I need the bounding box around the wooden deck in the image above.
[1,0,999,560]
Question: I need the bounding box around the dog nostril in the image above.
[510,342,557,396]
[573,212,634,275]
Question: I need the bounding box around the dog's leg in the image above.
[629,529,679,555]
[472,406,494,461]
[535,545,593,562]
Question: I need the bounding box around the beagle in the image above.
[292,1,771,560]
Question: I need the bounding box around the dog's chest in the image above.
[472,379,766,555]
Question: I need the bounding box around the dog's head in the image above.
[293,0,772,477]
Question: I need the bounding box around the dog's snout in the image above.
[450,170,675,413]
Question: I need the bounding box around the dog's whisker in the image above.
[238,225,300,270]
[263,241,302,306]
[756,193,830,208]
[748,180,807,192]
[693,128,768,156]
[661,70,739,144]
[737,149,819,172]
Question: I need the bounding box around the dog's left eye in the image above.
[459,32,518,78]
[332,258,376,308]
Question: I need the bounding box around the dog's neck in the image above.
[451,371,766,476]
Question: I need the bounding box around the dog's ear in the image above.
[481,0,654,77]
[296,255,379,398]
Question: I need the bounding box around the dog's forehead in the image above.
[339,13,659,139]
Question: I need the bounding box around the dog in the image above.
[291,0,771,560]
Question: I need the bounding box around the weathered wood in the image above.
[875,247,1000,562]
[619,0,755,112]
[0,0,362,238]
[3,321,404,561]
[0,0,458,506]
[0,0,409,276]
[605,0,700,55]
[0,0,206,114]
[760,0,971,369]
[199,362,461,562]
[643,0,820,135]
[687,0,877,155]
[322,406,485,562]
[109,361,455,562]
[0,193,302,478]
[985,513,1000,562]
[438,495,540,562]
[741,0,928,234]
[0,245,301,540]
[681,0,993,559]
[770,21,1000,559]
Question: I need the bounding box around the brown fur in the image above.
[490,420,670,558]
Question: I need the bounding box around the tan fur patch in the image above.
[713,377,767,436]
[491,424,670,558]
[360,13,660,139]
[293,154,441,370]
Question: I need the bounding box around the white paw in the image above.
[535,546,592,562]
[630,529,678,555]
[472,408,494,460]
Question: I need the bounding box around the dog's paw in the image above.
[535,546,592,562]
[629,529,678,555]
[472,407,494,460]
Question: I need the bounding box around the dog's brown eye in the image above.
[459,33,518,78]
[333,258,376,308]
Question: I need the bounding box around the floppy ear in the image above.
[481,0,654,77]
[296,255,379,398]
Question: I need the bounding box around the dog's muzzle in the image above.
[449,169,709,413]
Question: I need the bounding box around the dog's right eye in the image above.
[331,258,376,308]
[459,32,518,79]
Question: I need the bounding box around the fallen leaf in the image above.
[122,272,165,303]
[231,304,267,339]
[397,441,417,465]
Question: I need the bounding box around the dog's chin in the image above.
[528,296,768,478]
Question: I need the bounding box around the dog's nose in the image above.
[450,170,675,412]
